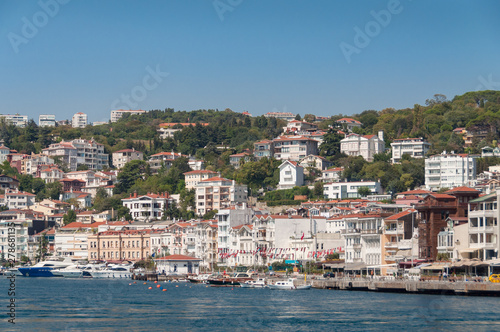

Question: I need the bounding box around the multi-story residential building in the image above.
[43,139,109,171]
[390,137,431,163]
[194,221,218,270]
[72,112,88,128]
[436,218,469,261]
[38,114,56,127]
[322,167,343,183]
[121,192,173,222]
[278,160,304,189]
[0,174,19,190]
[227,224,255,267]
[425,152,478,191]
[5,191,36,209]
[340,131,385,162]
[0,114,28,127]
[166,222,197,256]
[335,118,362,132]
[381,209,418,266]
[20,153,54,176]
[342,214,383,266]
[54,221,105,259]
[148,152,188,173]
[216,205,254,265]
[298,155,332,172]
[263,112,296,122]
[110,109,146,122]
[0,220,29,261]
[467,189,500,261]
[112,148,144,169]
[416,187,479,261]
[229,152,252,169]
[88,229,152,261]
[323,181,382,199]
[253,140,274,160]
[0,144,10,163]
[157,122,209,139]
[273,135,319,161]
[39,166,64,183]
[195,177,247,216]
[283,120,318,134]
[183,170,218,190]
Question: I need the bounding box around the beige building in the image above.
[88,229,153,261]
[72,112,88,128]
[112,148,144,169]
[183,170,218,190]
[195,177,247,216]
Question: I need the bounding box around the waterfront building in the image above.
[467,189,500,261]
[39,114,56,127]
[112,148,144,169]
[381,209,419,267]
[0,220,29,261]
[273,135,319,161]
[54,221,105,259]
[342,214,384,266]
[0,114,28,127]
[436,217,469,261]
[390,137,431,163]
[416,187,479,261]
[340,131,385,162]
[121,192,173,222]
[277,160,304,189]
[110,109,146,122]
[194,221,218,270]
[323,181,382,199]
[226,224,255,267]
[154,254,201,275]
[72,112,87,128]
[88,229,152,261]
[425,152,478,191]
[195,178,247,216]
[216,205,254,266]
[183,170,218,190]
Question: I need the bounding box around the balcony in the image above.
[385,242,398,249]
[385,227,404,235]
[352,243,361,249]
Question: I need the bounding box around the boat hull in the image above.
[18,267,59,277]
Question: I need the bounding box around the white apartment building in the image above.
[273,135,319,161]
[65,170,96,186]
[336,118,362,132]
[340,131,385,162]
[323,181,382,199]
[425,152,478,191]
[342,214,383,266]
[194,222,218,270]
[195,177,247,216]
[263,112,296,122]
[39,114,56,127]
[72,112,88,128]
[467,191,500,261]
[112,148,144,169]
[40,167,64,183]
[110,109,146,122]
[54,228,92,259]
[121,192,174,222]
[216,205,254,265]
[226,224,255,267]
[0,114,28,127]
[183,170,218,190]
[5,191,36,209]
[322,167,343,183]
[390,137,431,163]
[0,220,29,261]
[43,139,109,171]
[0,144,11,163]
[20,153,54,176]
[278,160,304,189]
[157,122,209,139]
[148,152,187,173]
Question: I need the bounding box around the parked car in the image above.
[323,272,335,278]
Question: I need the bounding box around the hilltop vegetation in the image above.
[2,90,500,201]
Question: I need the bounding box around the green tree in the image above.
[115,160,150,194]
[313,181,324,198]
[357,186,371,198]
[63,210,77,225]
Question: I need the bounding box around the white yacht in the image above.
[240,278,267,288]
[89,262,134,279]
[18,257,75,277]
[54,262,107,278]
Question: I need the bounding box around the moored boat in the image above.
[88,262,134,279]
[207,272,253,286]
[240,278,267,288]
[18,257,74,277]
[268,278,311,290]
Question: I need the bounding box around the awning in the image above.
[324,263,345,269]
[420,264,447,271]
[459,248,481,254]
[344,263,367,271]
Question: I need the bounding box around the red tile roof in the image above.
[444,186,479,193]
[385,209,416,221]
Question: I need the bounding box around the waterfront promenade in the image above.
[312,278,500,296]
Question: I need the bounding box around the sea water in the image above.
[0,277,499,331]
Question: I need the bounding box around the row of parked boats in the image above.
[4,257,134,279]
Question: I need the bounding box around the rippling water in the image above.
[0,277,499,331]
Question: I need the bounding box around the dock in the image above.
[311,278,500,296]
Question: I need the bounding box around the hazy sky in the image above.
[1,0,499,123]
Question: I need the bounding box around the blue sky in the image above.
[1,0,499,123]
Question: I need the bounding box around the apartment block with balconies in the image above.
[391,137,431,164]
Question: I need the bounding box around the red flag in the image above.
[301,232,304,240]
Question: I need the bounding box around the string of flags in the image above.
[217,247,343,259]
